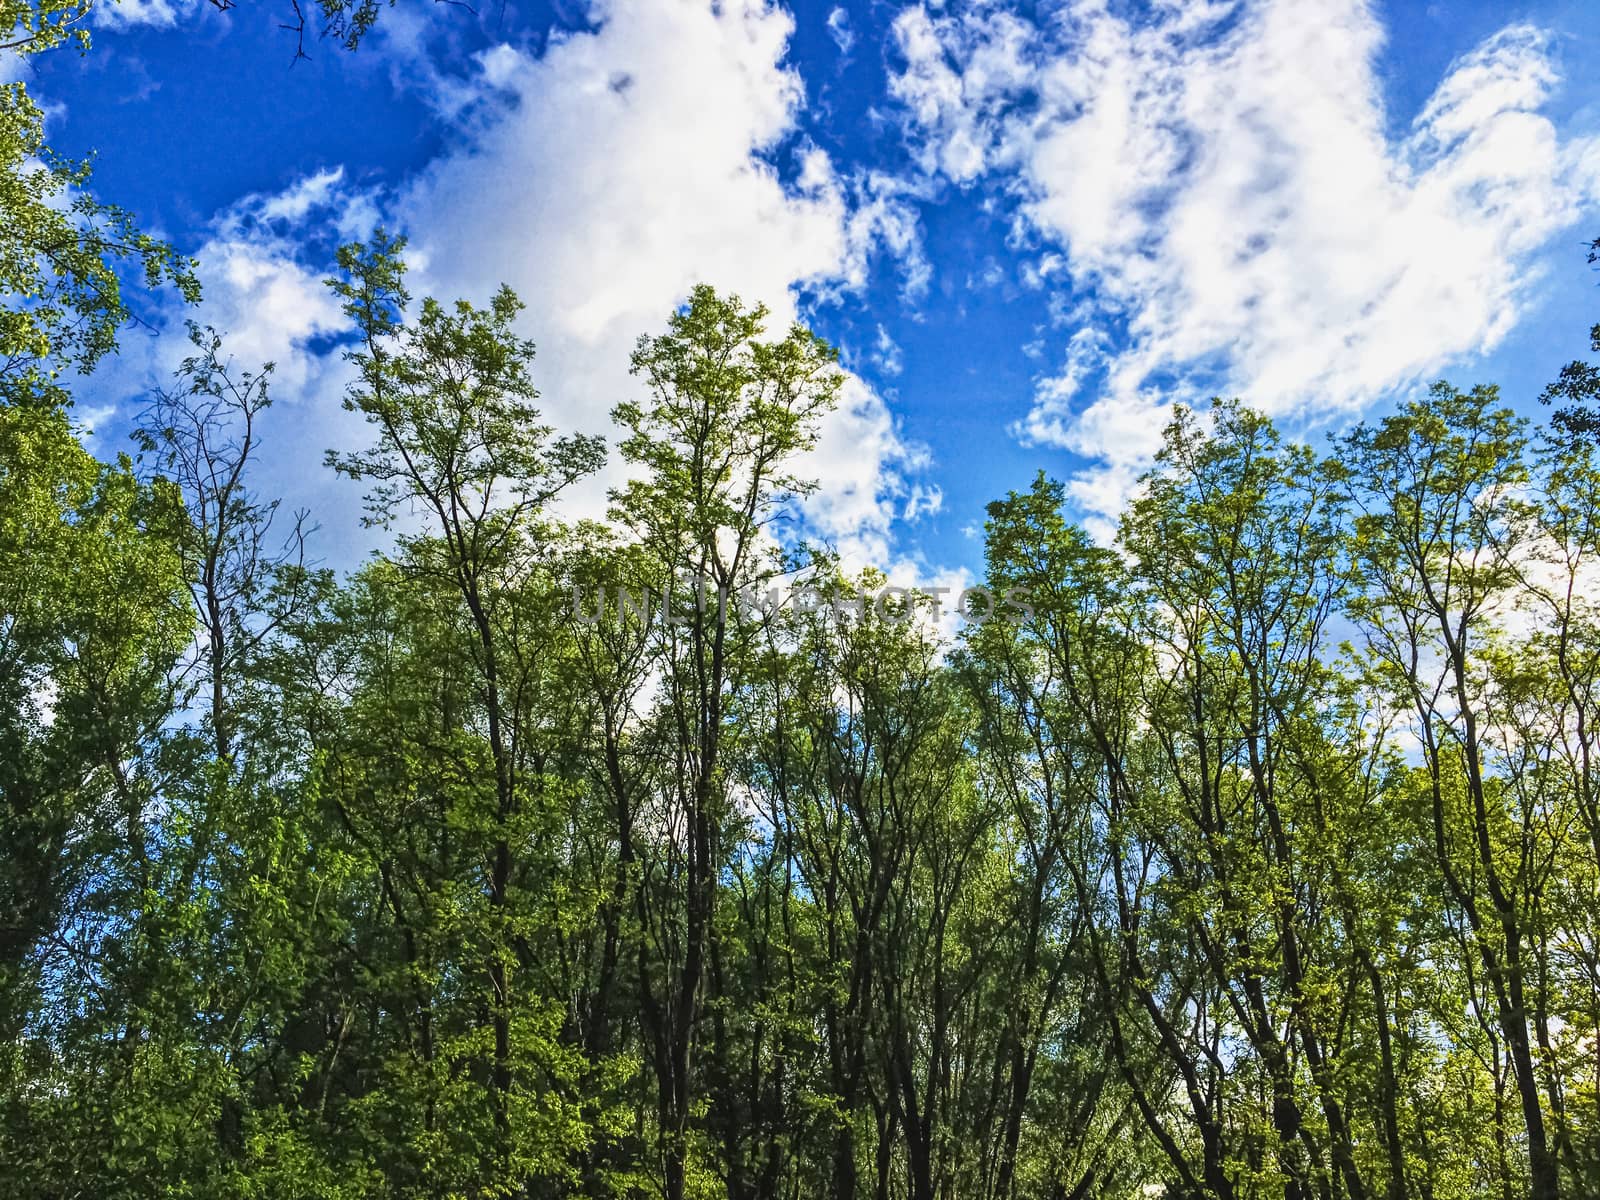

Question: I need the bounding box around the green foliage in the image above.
[2,0,91,56]
[328,231,605,544]
[0,403,193,1187]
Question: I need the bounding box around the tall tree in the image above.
[1345,383,1563,1200]
[607,285,841,1200]
[1540,235,1600,441]
[327,231,605,1183]
[135,323,312,763]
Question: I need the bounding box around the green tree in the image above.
[325,232,607,1191]
[0,402,192,1190]
[1345,383,1564,1200]
[607,285,841,1200]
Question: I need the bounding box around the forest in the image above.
[7,1,1600,1198]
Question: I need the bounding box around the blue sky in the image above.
[29,0,1600,583]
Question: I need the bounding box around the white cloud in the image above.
[892,0,1600,530]
[96,0,205,30]
[799,375,931,566]
[71,402,119,447]
[873,323,904,375]
[98,166,367,393]
[173,176,357,395]
[393,0,930,559]
[902,481,942,521]
[251,167,350,225]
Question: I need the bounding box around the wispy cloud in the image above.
[892,0,1600,530]
[827,6,855,57]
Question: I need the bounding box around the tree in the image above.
[135,323,313,763]
[326,231,605,1186]
[607,284,841,1200]
[959,508,1140,1200]
[1345,383,1564,1200]
[0,403,192,1191]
